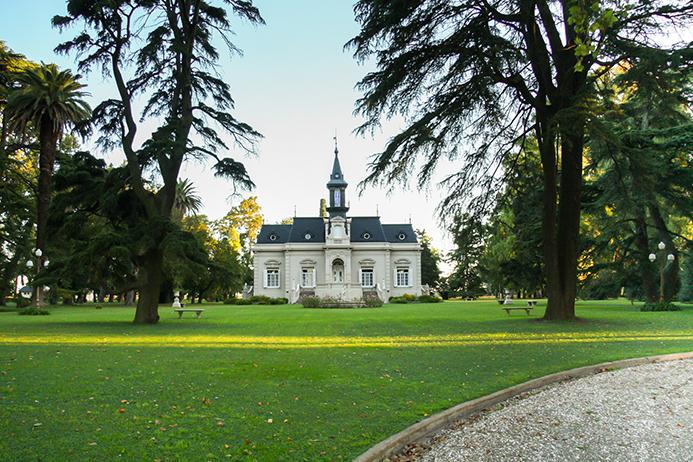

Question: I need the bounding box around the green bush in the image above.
[363,295,383,307]
[19,306,50,316]
[641,302,681,312]
[15,297,31,308]
[234,299,253,305]
[250,295,272,305]
[389,296,409,304]
[269,297,288,305]
[300,296,322,308]
[402,293,417,302]
[417,294,442,303]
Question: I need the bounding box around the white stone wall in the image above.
[253,250,286,298]
[253,243,422,301]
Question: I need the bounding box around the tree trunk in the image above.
[32,118,60,307]
[124,290,135,306]
[540,121,583,321]
[633,213,658,302]
[159,277,173,304]
[133,249,163,324]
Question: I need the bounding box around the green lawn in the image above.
[1,299,691,461]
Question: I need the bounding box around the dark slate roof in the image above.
[350,217,387,242]
[288,217,326,243]
[326,151,348,187]
[382,224,418,243]
[256,224,292,244]
[257,217,418,244]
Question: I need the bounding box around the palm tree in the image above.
[173,179,202,220]
[7,63,91,306]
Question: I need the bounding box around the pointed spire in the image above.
[327,136,347,187]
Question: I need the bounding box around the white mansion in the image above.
[252,145,422,303]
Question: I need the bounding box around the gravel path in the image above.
[408,359,692,462]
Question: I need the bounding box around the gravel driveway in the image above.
[408,359,692,462]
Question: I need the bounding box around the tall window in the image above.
[334,189,341,206]
[395,267,410,287]
[301,267,315,288]
[360,268,374,287]
[266,268,280,288]
[332,258,344,283]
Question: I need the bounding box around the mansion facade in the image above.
[252,145,422,303]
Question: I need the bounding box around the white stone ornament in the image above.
[172,296,182,308]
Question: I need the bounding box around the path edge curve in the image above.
[354,351,693,462]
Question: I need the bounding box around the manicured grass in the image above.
[1,299,691,461]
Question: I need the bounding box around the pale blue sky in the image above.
[1,1,454,259]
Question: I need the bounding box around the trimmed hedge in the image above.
[390,294,443,304]
[300,295,383,309]
[225,297,287,306]
[641,302,681,312]
[19,306,50,316]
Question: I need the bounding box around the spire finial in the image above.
[333,133,338,155]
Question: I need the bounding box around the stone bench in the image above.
[174,308,204,319]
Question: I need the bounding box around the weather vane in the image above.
[333,130,338,154]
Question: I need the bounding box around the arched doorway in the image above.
[332,258,344,283]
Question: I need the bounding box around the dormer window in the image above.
[269,233,278,241]
[398,232,406,241]
[362,232,371,240]
[304,233,312,240]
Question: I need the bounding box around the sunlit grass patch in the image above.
[0,299,691,461]
[1,330,692,348]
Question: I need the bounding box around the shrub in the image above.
[389,296,409,304]
[402,293,417,302]
[641,302,681,312]
[363,295,383,307]
[300,296,322,308]
[95,305,103,310]
[15,297,31,308]
[269,297,288,305]
[250,295,272,305]
[234,299,253,305]
[19,306,50,316]
[417,294,442,303]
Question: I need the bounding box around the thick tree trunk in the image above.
[539,122,583,321]
[133,249,163,324]
[32,119,59,307]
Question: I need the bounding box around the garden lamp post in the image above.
[26,248,48,308]
[648,242,675,303]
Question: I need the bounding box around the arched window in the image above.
[332,258,344,283]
